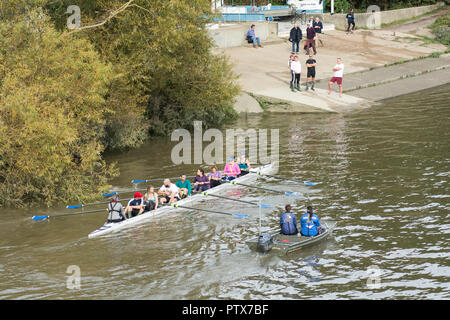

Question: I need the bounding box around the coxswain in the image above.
[107,194,127,223]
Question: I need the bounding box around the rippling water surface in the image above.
[1,85,449,299]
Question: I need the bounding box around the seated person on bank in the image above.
[280,204,298,235]
[246,24,263,48]
[300,206,322,236]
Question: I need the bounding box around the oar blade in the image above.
[131,179,148,184]
[233,213,248,218]
[303,181,316,186]
[32,215,49,221]
[66,205,83,209]
[260,204,272,208]
[102,192,118,197]
[285,192,300,196]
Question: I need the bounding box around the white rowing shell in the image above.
[88,163,276,239]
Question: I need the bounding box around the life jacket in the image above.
[280,212,298,235]
[108,201,124,222]
[300,213,320,236]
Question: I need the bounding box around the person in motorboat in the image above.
[175,174,192,199]
[143,185,158,212]
[208,165,222,188]
[158,179,180,204]
[280,204,298,235]
[300,205,322,236]
[237,152,251,177]
[124,192,145,218]
[193,168,210,192]
[107,193,127,223]
[222,157,241,181]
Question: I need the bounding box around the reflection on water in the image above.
[0,85,449,299]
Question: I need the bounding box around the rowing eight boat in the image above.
[88,163,276,239]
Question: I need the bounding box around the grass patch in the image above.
[248,93,288,112]
[380,7,444,28]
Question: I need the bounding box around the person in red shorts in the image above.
[328,58,345,97]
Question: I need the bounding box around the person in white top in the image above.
[158,179,180,204]
[328,58,345,97]
[290,55,302,92]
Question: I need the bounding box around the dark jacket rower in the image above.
[124,192,145,218]
[107,194,127,223]
[280,204,298,235]
[300,206,321,236]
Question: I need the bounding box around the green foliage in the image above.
[0,0,240,207]
[431,12,450,46]
[0,9,118,207]
[64,0,239,136]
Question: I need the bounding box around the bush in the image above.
[0,9,118,207]
[431,13,450,46]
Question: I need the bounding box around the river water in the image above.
[1,85,449,300]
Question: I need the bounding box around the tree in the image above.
[0,9,117,207]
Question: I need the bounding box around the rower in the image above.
[124,192,145,218]
[280,204,298,235]
[237,152,251,177]
[175,174,192,199]
[143,185,158,211]
[300,205,322,237]
[222,157,241,181]
[107,194,127,223]
[208,165,222,188]
[158,179,180,204]
[193,168,210,192]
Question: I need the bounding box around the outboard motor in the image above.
[257,233,273,254]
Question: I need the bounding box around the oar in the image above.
[131,176,195,184]
[66,198,129,209]
[32,208,106,221]
[200,191,272,208]
[170,203,248,218]
[253,172,316,186]
[229,180,301,196]
[102,190,145,197]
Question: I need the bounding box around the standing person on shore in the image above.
[328,58,345,97]
[289,24,302,54]
[290,55,302,92]
[305,54,317,91]
[305,22,317,56]
[288,54,295,90]
[246,24,263,48]
[313,17,324,46]
[346,9,355,34]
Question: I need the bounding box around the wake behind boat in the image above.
[88,163,276,239]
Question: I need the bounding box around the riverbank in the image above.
[218,6,449,114]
